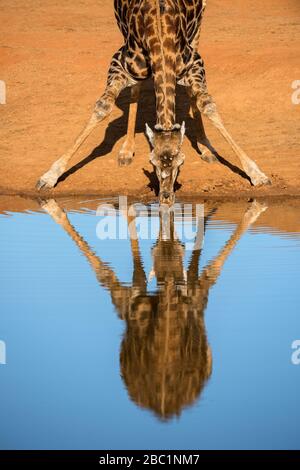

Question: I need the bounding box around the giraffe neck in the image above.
[145,0,177,130]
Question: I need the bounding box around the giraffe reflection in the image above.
[41,199,267,420]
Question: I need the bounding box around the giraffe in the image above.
[36,0,271,205]
[40,197,267,419]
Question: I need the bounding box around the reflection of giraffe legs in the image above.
[118,83,141,167]
[201,201,268,286]
[126,209,147,292]
[37,49,135,190]
[39,198,123,293]
[41,199,266,297]
[185,200,267,380]
[187,206,218,284]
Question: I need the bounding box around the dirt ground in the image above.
[0,0,299,199]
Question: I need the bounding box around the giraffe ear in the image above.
[145,123,155,147]
[180,121,186,144]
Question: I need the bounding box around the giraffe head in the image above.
[146,122,186,206]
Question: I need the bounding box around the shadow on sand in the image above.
[56,80,251,192]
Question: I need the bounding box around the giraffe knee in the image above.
[197,95,217,116]
[94,96,114,120]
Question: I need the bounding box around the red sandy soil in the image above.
[0,0,299,199]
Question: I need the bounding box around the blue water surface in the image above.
[0,198,299,450]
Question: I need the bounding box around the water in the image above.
[0,196,300,450]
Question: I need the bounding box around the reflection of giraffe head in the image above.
[146,123,185,206]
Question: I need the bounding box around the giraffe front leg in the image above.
[118,83,141,167]
[194,112,218,164]
[201,101,271,186]
[188,93,218,164]
[36,113,100,190]
[36,49,132,190]
[186,55,271,186]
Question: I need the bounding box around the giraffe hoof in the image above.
[36,178,51,191]
[36,174,58,190]
[36,178,55,191]
[36,167,64,190]
[250,174,272,187]
[36,159,66,190]
[118,150,134,167]
[200,152,218,164]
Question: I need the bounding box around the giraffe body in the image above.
[37,0,270,203]
[114,0,207,128]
